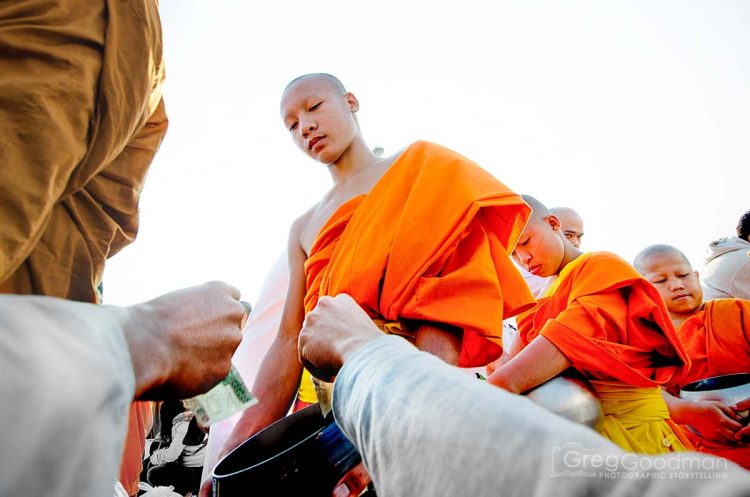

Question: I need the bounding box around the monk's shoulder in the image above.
[291,203,320,249]
[578,252,634,273]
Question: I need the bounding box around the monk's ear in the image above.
[345,92,360,113]
[547,214,562,231]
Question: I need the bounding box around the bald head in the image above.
[282,73,346,99]
[633,244,691,274]
[550,207,584,248]
[521,195,551,223]
[633,244,702,317]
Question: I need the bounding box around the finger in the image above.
[718,404,745,422]
[734,397,750,411]
[333,462,371,497]
[734,425,750,442]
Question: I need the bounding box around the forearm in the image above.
[0,295,134,496]
[662,390,690,424]
[332,335,616,497]
[223,337,302,451]
[487,335,570,393]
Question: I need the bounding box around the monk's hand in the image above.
[332,462,371,497]
[684,400,745,444]
[485,355,506,376]
[298,294,381,382]
[124,281,245,399]
[732,397,750,443]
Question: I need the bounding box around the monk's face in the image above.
[281,78,360,165]
[559,215,584,248]
[512,216,566,277]
[639,252,703,314]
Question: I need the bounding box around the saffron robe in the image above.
[674,298,750,469]
[518,252,691,453]
[298,141,535,402]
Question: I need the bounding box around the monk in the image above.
[487,196,691,454]
[216,73,534,495]
[634,244,750,469]
[550,206,585,248]
[0,2,167,494]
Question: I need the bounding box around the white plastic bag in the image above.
[138,482,183,497]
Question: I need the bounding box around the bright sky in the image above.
[103,0,750,306]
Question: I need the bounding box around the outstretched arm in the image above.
[219,220,309,458]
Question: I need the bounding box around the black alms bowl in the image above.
[212,403,361,496]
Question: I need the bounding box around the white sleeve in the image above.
[332,335,750,497]
[150,419,189,465]
[0,295,135,497]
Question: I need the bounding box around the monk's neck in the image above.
[327,138,379,184]
[553,244,583,276]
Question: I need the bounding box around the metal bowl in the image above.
[212,403,361,496]
[525,375,604,430]
[680,373,750,418]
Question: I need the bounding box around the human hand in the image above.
[683,400,744,444]
[732,397,750,443]
[332,462,371,497]
[122,281,245,399]
[298,294,381,382]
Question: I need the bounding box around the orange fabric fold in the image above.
[304,141,535,367]
[518,252,690,387]
[674,299,750,469]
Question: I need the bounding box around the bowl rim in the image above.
[212,403,329,480]
[680,372,750,393]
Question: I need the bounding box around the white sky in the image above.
[103,0,750,305]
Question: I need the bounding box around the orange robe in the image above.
[298,140,535,402]
[518,252,691,453]
[674,298,750,469]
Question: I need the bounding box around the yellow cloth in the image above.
[591,381,689,454]
[0,0,167,303]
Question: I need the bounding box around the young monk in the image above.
[633,244,750,469]
[487,195,691,454]
[220,73,535,468]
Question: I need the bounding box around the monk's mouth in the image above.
[308,136,324,150]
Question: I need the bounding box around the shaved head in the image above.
[634,244,702,317]
[550,207,582,227]
[550,206,584,248]
[633,244,691,273]
[521,195,551,223]
[282,73,346,98]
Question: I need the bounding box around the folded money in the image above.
[184,365,257,427]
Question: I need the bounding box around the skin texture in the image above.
[550,207,584,248]
[122,281,246,399]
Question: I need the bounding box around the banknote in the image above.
[185,365,257,427]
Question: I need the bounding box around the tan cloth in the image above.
[0,2,167,495]
[0,0,168,303]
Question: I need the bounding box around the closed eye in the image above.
[309,101,322,111]
[289,122,298,132]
